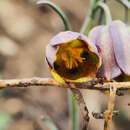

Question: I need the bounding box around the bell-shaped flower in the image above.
[46,31,101,82]
[89,20,130,80]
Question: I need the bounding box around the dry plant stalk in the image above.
[0,77,130,90]
[70,88,89,130]
[104,86,117,130]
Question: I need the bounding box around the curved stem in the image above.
[116,0,130,8]
[116,0,129,23]
[97,2,112,25]
[98,0,107,24]
[36,0,71,31]
[68,90,79,130]
[80,0,98,34]
[124,7,129,23]
[37,1,78,130]
[81,0,112,35]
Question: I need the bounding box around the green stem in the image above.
[116,0,129,23]
[42,118,58,130]
[37,1,78,130]
[80,0,98,34]
[124,7,129,23]
[68,90,79,130]
[98,8,104,24]
[116,0,130,8]
[98,0,107,24]
[97,2,112,25]
[36,0,71,30]
[81,0,112,35]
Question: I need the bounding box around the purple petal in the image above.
[109,20,130,75]
[49,31,79,46]
[89,25,121,79]
[49,31,99,54]
[45,44,57,67]
[88,25,104,46]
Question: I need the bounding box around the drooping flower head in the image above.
[46,31,101,82]
[89,20,130,80]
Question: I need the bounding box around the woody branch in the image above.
[0,77,130,91]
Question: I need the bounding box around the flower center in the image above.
[54,40,99,80]
[56,40,87,69]
[61,47,85,69]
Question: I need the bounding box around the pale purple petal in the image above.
[49,31,81,46]
[88,25,104,46]
[110,20,130,75]
[89,25,121,79]
[49,31,100,55]
[45,44,57,67]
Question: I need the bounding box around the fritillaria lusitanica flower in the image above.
[46,31,101,82]
[89,20,130,80]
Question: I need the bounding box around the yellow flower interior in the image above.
[54,40,99,80]
[58,42,85,69]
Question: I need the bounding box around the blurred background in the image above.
[0,0,129,130]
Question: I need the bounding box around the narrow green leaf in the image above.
[0,113,11,130]
[42,118,58,130]
[68,90,79,130]
[36,0,71,31]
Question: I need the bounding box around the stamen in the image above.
[56,40,89,69]
[61,48,85,69]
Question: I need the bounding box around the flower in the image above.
[46,31,101,82]
[89,20,130,80]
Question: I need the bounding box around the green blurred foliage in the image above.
[0,113,11,130]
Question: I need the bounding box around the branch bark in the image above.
[70,88,89,130]
[104,86,117,130]
[0,77,130,91]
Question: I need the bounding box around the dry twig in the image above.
[70,88,89,130]
[103,86,117,130]
[0,77,130,91]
